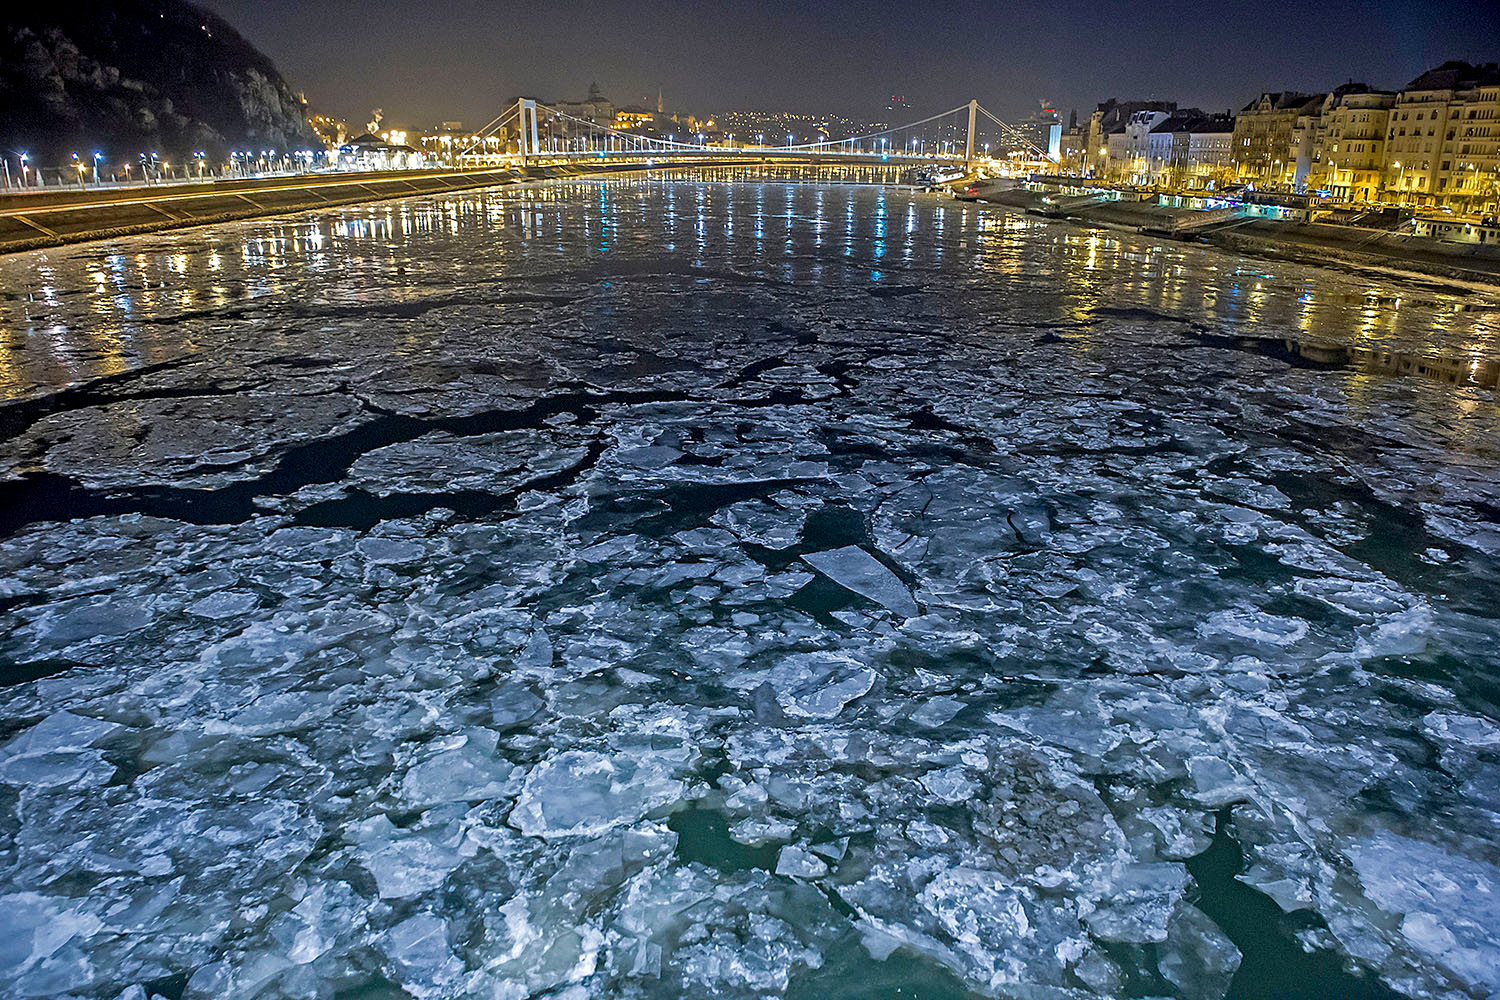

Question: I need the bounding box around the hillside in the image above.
[0,0,317,166]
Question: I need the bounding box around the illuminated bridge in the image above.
[455,99,1051,174]
[0,100,1052,252]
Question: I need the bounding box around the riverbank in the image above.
[0,160,758,254]
[963,186,1500,287]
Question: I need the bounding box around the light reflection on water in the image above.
[0,169,1497,402]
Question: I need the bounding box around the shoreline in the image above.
[0,160,751,255]
[960,186,1500,290]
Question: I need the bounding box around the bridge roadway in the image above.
[0,152,967,254]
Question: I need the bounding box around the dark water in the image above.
[0,173,1497,1000]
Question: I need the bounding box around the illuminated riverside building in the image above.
[1086,99,1176,176]
[1382,61,1500,215]
[1143,113,1235,189]
[1231,91,1323,191]
[1312,90,1395,203]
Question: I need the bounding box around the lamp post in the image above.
[93,152,102,185]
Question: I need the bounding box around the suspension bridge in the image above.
[0,100,1053,252]
[453,99,1051,173]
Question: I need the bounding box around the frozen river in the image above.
[1,174,1498,1000]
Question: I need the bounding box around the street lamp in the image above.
[93,151,102,184]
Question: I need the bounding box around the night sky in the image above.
[201,0,1499,128]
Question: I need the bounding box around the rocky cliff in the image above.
[0,0,317,165]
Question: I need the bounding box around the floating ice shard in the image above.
[1199,608,1309,647]
[775,845,829,878]
[356,536,426,564]
[381,913,465,989]
[361,838,462,899]
[1349,832,1500,994]
[801,545,918,617]
[0,891,103,995]
[712,499,804,549]
[764,652,878,719]
[1157,901,1240,995]
[399,730,516,807]
[1083,863,1189,943]
[1186,755,1256,808]
[491,682,545,728]
[2,711,121,757]
[40,599,153,644]
[919,766,978,804]
[511,750,683,839]
[910,695,965,729]
[186,590,259,619]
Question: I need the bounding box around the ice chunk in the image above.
[1187,755,1256,807]
[810,837,849,861]
[730,816,798,845]
[1349,831,1500,993]
[400,731,516,807]
[511,750,683,839]
[186,590,259,619]
[357,537,426,564]
[919,766,978,804]
[1422,711,1500,749]
[910,695,965,729]
[775,845,829,879]
[0,711,123,788]
[491,682,545,728]
[1158,901,1240,995]
[919,867,1033,980]
[768,653,878,719]
[382,913,464,987]
[802,546,918,617]
[713,499,804,549]
[3,711,121,757]
[1199,609,1308,647]
[0,892,102,994]
[1083,864,1189,943]
[42,600,152,643]
[628,939,663,978]
[362,838,461,899]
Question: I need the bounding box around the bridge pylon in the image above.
[965,100,978,170]
[516,99,540,164]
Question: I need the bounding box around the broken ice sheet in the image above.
[801,545,918,617]
[1,177,1499,1000]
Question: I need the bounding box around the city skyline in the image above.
[202,0,1500,127]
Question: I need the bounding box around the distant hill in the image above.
[0,0,317,166]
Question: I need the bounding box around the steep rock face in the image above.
[0,0,317,164]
